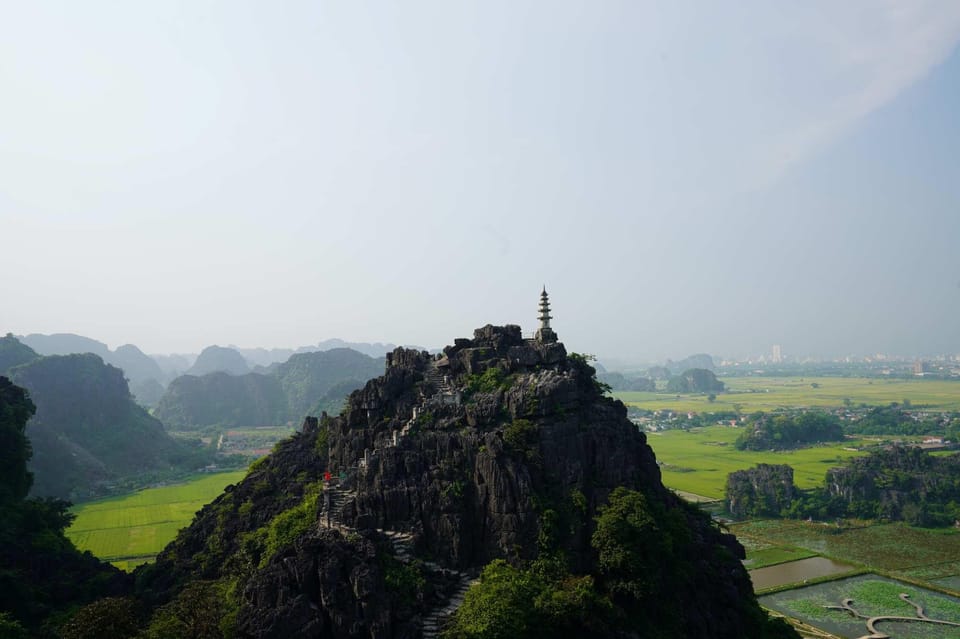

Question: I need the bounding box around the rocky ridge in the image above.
[138,324,791,638]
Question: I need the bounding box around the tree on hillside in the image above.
[0,376,128,633]
[734,411,843,451]
[0,376,35,504]
[0,334,40,378]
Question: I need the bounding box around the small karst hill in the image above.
[9,352,210,501]
[0,333,40,375]
[19,333,166,406]
[154,348,386,429]
[133,322,796,639]
[186,345,251,377]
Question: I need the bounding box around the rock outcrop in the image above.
[137,325,792,638]
[726,463,797,518]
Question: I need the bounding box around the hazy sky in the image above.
[3,1,960,361]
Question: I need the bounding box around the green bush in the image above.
[140,581,228,639]
[59,597,141,639]
[466,369,514,395]
[259,483,320,566]
[503,419,539,464]
[380,554,425,607]
[238,483,321,568]
[0,612,28,639]
[444,559,612,639]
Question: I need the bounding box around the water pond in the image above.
[749,556,856,591]
[761,574,960,639]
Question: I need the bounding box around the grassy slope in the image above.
[616,376,960,413]
[67,470,246,570]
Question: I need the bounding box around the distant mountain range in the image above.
[20,332,164,383]
[2,333,387,499]
[13,332,421,408]
[2,336,210,501]
[234,339,424,367]
[154,348,385,429]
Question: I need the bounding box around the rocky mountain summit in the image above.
[135,322,795,638]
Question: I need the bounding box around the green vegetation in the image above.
[241,481,321,567]
[0,376,123,636]
[646,425,867,500]
[0,334,39,376]
[67,471,246,570]
[726,464,797,518]
[58,597,142,639]
[155,348,383,429]
[138,580,234,639]
[276,348,383,418]
[850,404,960,437]
[616,376,960,413]
[743,545,816,569]
[721,446,960,526]
[446,488,797,639]
[10,353,212,501]
[380,554,425,607]
[503,418,540,463]
[761,575,960,639]
[733,520,960,579]
[154,372,288,430]
[799,446,960,526]
[735,412,844,450]
[445,559,612,639]
[666,368,725,394]
[465,367,514,394]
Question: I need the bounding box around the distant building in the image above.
[771,344,783,364]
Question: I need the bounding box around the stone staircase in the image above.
[421,572,477,638]
[319,482,357,530]
[316,371,476,636]
[381,529,415,562]
[424,364,451,394]
[320,490,476,637]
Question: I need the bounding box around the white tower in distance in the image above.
[771,344,783,364]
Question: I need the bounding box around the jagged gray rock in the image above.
[138,324,779,639]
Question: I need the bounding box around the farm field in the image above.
[761,574,960,639]
[615,376,960,413]
[646,425,868,499]
[732,520,960,590]
[737,532,818,570]
[67,470,246,571]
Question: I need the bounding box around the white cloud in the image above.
[754,0,960,186]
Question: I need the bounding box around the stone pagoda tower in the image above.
[534,286,558,344]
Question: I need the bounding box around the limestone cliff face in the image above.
[139,325,771,639]
[327,325,664,574]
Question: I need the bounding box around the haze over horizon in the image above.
[3,2,960,362]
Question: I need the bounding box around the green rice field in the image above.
[67,470,246,571]
[616,376,960,413]
[732,520,960,588]
[738,533,817,570]
[646,425,868,500]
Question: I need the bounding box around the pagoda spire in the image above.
[535,286,558,343]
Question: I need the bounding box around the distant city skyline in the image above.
[2,2,959,361]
